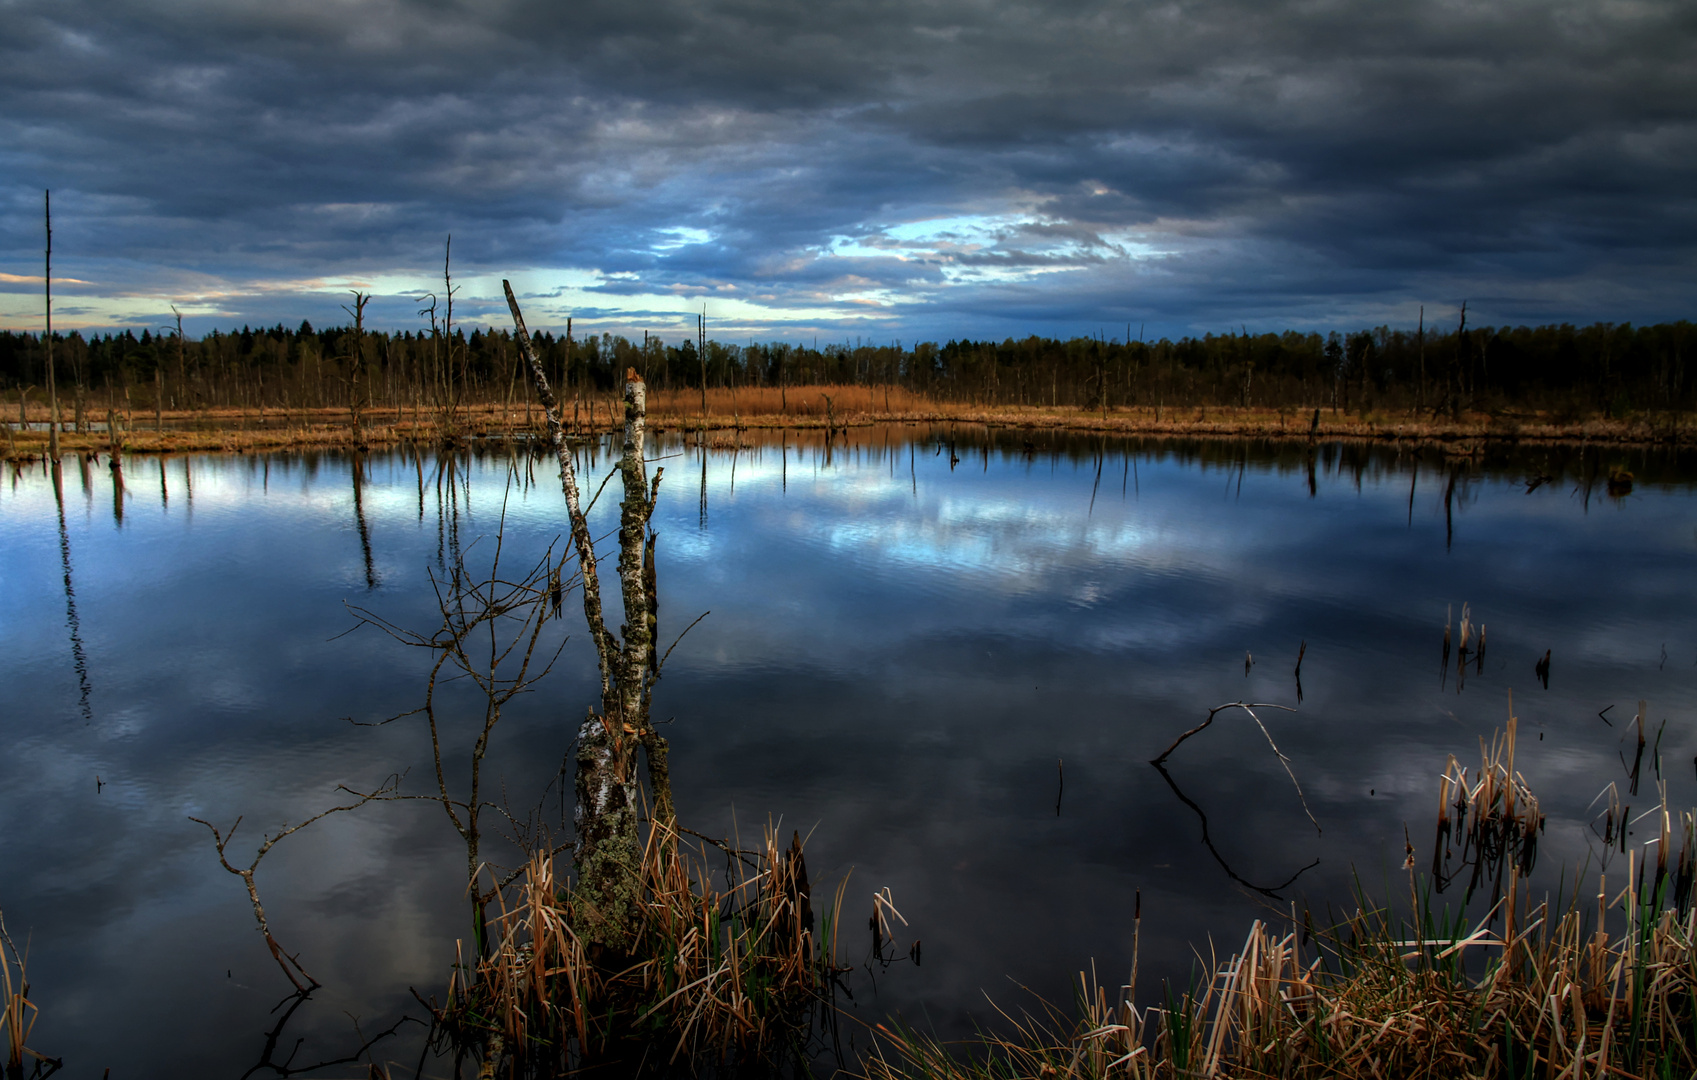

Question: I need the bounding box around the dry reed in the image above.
[430,820,846,1076]
[1,912,58,1077]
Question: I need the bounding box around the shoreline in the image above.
[2,399,1689,459]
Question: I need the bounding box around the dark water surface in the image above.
[4,427,1697,1077]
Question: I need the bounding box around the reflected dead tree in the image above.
[1407,459,1418,526]
[1088,439,1103,516]
[1441,604,1452,689]
[350,453,377,589]
[1150,762,1319,900]
[346,504,573,938]
[1443,462,1466,550]
[51,469,92,723]
[240,988,416,1080]
[1152,700,1320,836]
[110,455,124,527]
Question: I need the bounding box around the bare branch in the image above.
[655,610,711,675]
[189,777,398,992]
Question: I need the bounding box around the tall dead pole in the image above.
[1417,305,1426,414]
[1454,300,1469,418]
[172,304,187,406]
[443,237,456,426]
[342,291,371,443]
[45,189,59,464]
[698,306,708,419]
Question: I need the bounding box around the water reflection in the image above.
[111,454,125,527]
[3,430,1697,1075]
[350,454,377,590]
[1151,760,1320,898]
[51,461,93,723]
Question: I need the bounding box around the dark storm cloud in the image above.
[0,0,1693,337]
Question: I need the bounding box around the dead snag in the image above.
[506,285,681,950]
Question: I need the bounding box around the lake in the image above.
[2,426,1695,1077]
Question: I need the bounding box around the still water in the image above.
[2,427,1696,1077]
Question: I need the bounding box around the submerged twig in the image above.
[190,777,398,993]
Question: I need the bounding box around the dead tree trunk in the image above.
[45,190,59,464]
[505,282,674,952]
[344,291,370,445]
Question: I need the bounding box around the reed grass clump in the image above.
[429,821,846,1077]
[865,714,1697,1080]
[867,877,1697,1080]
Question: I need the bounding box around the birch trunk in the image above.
[505,284,675,950]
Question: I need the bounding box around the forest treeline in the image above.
[1,317,1692,422]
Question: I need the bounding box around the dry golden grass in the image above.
[2,390,1687,460]
[431,821,845,1075]
[1,912,53,1076]
[647,383,940,421]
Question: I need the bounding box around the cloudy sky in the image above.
[1,0,1693,341]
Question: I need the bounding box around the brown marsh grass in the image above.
[646,383,939,422]
[4,390,1690,461]
[864,711,1697,1080]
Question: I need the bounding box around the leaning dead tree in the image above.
[505,281,682,952]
